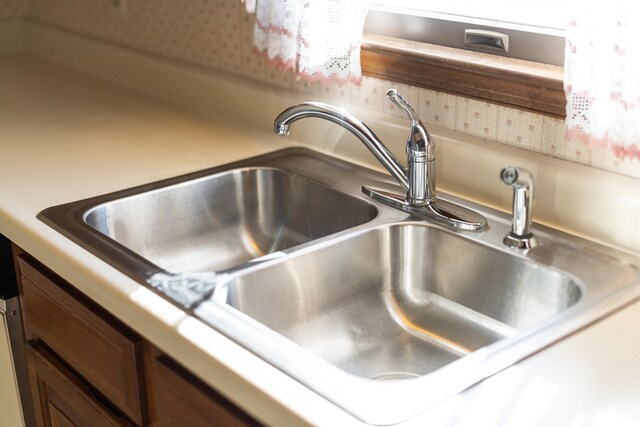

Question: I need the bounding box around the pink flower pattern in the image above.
[565,2,640,160]
[18,0,638,177]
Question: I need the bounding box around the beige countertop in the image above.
[2,52,640,426]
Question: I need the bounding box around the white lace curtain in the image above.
[241,0,370,84]
[565,1,640,159]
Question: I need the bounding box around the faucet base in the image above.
[503,232,539,249]
[362,186,488,231]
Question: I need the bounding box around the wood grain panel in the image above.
[18,254,147,426]
[26,342,132,427]
[150,354,261,427]
[361,34,566,117]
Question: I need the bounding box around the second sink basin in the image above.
[199,221,607,424]
[215,223,581,381]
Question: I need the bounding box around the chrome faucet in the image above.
[500,166,539,249]
[387,89,436,207]
[274,89,487,231]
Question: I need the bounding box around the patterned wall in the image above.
[5,0,640,178]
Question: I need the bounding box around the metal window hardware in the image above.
[465,29,509,52]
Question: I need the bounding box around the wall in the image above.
[5,0,640,179]
[0,0,27,19]
[0,0,26,53]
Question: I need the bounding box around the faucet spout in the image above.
[274,102,409,191]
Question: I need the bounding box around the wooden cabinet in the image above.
[18,253,146,426]
[26,342,132,427]
[13,247,261,427]
[148,354,259,427]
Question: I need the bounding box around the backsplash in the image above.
[7,0,640,178]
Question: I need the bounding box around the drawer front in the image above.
[151,355,260,427]
[26,342,132,427]
[18,254,146,425]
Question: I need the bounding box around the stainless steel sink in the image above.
[39,148,640,425]
[83,167,377,273]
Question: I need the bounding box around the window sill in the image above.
[361,34,565,118]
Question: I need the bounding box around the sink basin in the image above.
[39,148,640,425]
[39,149,382,280]
[83,167,377,273]
[198,220,638,424]
[215,224,581,379]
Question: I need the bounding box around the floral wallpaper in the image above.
[4,0,640,178]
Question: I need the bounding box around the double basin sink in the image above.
[39,148,640,425]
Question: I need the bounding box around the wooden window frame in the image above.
[361,34,565,118]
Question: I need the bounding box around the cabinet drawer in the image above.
[18,254,146,425]
[150,355,260,427]
[26,342,133,427]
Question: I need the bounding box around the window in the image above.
[361,1,567,116]
[370,0,567,32]
[366,1,566,65]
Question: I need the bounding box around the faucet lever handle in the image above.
[386,89,421,126]
[385,89,434,158]
[386,88,436,205]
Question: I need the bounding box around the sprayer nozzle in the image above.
[500,166,518,185]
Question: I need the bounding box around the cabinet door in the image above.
[150,355,261,427]
[17,253,146,425]
[26,342,132,427]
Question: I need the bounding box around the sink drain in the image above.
[370,371,420,381]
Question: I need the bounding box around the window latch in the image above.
[464,29,509,53]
